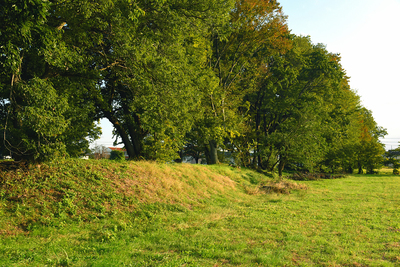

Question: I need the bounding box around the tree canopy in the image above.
[1,0,387,175]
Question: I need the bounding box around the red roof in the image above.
[108,147,126,152]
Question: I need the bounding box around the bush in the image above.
[259,180,308,194]
[393,169,399,175]
[110,150,125,161]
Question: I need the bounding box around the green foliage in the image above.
[241,36,343,175]
[184,0,290,165]
[354,108,387,174]
[0,0,386,168]
[0,0,101,161]
[109,150,125,161]
[52,0,235,161]
[384,150,400,174]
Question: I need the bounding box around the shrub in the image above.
[393,169,399,175]
[110,150,125,161]
[259,180,308,194]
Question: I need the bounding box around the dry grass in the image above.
[110,161,237,207]
[242,178,308,195]
[259,180,308,194]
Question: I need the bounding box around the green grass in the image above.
[1,159,400,266]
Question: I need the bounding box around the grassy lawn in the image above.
[1,161,400,266]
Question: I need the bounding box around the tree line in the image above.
[0,0,386,174]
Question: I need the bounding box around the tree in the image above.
[186,0,291,164]
[0,0,387,169]
[55,0,234,161]
[320,97,386,174]
[244,35,345,176]
[384,149,400,174]
[319,76,362,173]
[0,0,100,161]
[1,0,233,162]
[354,108,387,174]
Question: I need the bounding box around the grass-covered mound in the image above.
[2,160,399,266]
[0,159,300,236]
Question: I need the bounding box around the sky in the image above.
[93,0,400,150]
[278,0,400,150]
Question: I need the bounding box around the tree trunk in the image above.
[358,162,363,174]
[174,150,184,163]
[126,121,143,157]
[257,155,264,169]
[208,140,219,164]
[278,157,285,178]
[105,113,137,159]
[346,166,353,174]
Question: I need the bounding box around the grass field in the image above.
[1,159,399,266]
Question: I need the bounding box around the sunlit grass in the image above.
[1,160,400,266]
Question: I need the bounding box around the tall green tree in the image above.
[321,85,387,174]
[245,36,345,176]
[57,0,234,161]
[354,108,387,174]
[187,0,291,164]
[1,0,233,162]
[319,75,362,173]
[0,0,100,161]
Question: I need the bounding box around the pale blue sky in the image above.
[94,0,400,149]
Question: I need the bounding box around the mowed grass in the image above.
[0,160,400,266]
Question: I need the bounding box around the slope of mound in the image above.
[0,159,283,235]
